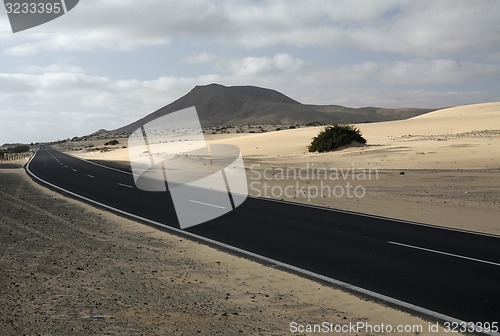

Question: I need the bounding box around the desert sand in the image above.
[0,162,450,335]
[73,102,500,169]
[206,102,500,169]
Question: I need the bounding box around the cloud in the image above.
[380,59,500,85]
[17,62,84,74]
[1,0,499,59]
[226,54,306,76]
[1,0,226,55]
[222,0,500,58]
[185,52,216,64]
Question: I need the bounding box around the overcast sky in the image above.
[1,0,500,144]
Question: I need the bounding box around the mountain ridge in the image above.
[108,83,435,134]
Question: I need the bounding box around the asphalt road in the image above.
[26,146,500,328]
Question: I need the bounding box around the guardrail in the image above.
[0,152,32,161]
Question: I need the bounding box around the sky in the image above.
[1,0,500,145]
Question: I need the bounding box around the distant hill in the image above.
[308,105,436,123]
[108,83,436,134]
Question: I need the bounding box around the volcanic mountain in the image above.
[109,83,435,134]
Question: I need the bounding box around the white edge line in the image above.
[252,197,500,240]
[64,150,500,240]
[25,150,500,336]
[389,241,500,267]
[190,200,226,209]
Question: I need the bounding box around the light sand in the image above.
[207,102,500,169]
[72,102,500,169]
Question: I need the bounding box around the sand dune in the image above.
[207,102,500,169]
[360,101,500,137]
[74,102,500,170]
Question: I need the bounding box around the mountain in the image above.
[109,83,435,134]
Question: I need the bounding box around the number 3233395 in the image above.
[5,2,62,14]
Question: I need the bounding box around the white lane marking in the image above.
[388,241,500,267]
[26,149,499,336]
[189,200,226,209]
[117,183,134,189]
[87,175,95,178]
[64,166,68,168]
[72,169,77,172]
[260,197,500,240]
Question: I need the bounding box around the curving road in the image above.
[26,145,500,331]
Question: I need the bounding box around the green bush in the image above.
[308,124,366,153]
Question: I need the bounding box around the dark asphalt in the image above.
[26,146,500,325]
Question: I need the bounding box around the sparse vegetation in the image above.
[104,139,120,146]
[6,145,30,153]
[307,121,324,127]
[308,124,366,153]
[0,145,31,160]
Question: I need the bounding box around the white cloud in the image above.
[1,0,224,55]
[226,54,306,76]
[18,62,84,74]
[1,0,499,59]
[185,52,216,64]
[380,59,500,85]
